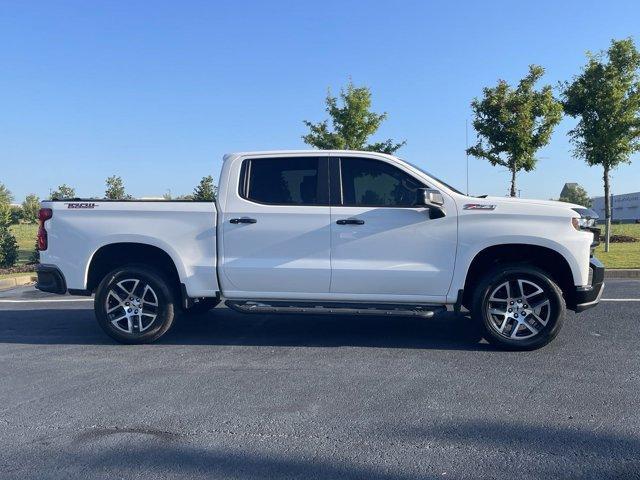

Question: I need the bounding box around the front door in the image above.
[329,156,457,301]
[220,155,331,298]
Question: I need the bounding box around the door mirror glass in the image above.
[416,188,445,207]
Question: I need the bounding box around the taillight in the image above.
[37,208,53,251]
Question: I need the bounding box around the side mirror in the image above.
[415,188,445,207]
[415,188,446,218]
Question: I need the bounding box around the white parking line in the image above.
[601,298,640,302]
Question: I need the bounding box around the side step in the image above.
[225,300,446,318]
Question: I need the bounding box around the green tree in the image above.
[0,183,17,267]
[467,65,563,197]
[29,240,40,264]
[192,176,216,201]
[0,229,18,267]
[0,183,12,228]
[302,80,405,154]
[50,184,76,200]
[559,184,592,207]
[105,175,130,200]
[562,38,640,252]
[9,205,22,225]
[0,183,12,205]
[21,194,40,223]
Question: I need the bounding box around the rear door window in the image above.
[241,157,327,205]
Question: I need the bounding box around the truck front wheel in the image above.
[472,264,566,350]
[94,265,177,344]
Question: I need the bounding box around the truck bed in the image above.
[39,200,219,298]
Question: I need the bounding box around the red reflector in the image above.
[39,208,53,221]
[37,208,53,251]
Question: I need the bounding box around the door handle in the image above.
[230,217,257,224]
[336,218,365,225]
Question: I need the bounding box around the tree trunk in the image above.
[510,168,517,197]
[603,166,611,253]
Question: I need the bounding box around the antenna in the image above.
[465,119,469,195]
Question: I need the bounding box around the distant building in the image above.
[591,192,640,223]
[559,183,579,199]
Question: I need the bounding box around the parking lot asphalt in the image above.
[1,280,639,480]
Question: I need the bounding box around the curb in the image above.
[0,275,37,291]
[605,269,640,279]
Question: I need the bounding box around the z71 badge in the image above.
[463,204,496,210]
[65,202,97,209]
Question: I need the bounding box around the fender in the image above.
[83,234,188,289]
[448,235,583,303]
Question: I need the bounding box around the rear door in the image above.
[329,156,457,300]
[220,155,331,298]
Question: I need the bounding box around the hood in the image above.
[481,196,583,209]
[474,196,598,219]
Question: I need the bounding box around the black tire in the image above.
[94,265,177,344]
[472,264,566,350]
[182,298,220,315]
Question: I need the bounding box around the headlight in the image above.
[571,207,598,231]
[572,217,596,230]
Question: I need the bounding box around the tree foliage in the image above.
[302,80,405,154]
[193,176,216,201]
[9,205,21,225]
[21,194,40,223]
[105,175,131,200]
[467,65,563,197]
[0,183,12,229]
[559,184,592,207]
[562,38,640,250]
[50,184,76,200]
[0,229,18,268]
[0,183,12,205]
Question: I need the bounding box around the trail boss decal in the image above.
[65,202,97,209]
[463,204,496,211]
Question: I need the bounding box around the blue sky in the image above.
[1,0,639,202]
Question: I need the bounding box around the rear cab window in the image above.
[239,157,328,205]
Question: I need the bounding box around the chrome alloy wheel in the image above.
[486,279,551,340]
[105,278,159,334]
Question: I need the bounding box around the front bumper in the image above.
[572,257,605,313]
[36,264,67,295]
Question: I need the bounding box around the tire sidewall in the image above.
[95,265,175,344]
[473,265,566,350]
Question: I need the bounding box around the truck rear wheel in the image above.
[94,265,176,344]
[472,264,566,350]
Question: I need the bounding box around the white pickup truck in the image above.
[36,150,604,349]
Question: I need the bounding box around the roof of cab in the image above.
[223,150,397,162]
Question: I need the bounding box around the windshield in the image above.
[402,159,467,196]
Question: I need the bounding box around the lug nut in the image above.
[125,302,129,306]
[510,301,514,305]
[127,308,132,313]
[134,309,138,314]
[514,313,519,318]
[508,308,513,312]
[524,304,528,308]
[517,299,522,303]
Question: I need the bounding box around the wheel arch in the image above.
[85,242,182,295]
[462,243,576,309]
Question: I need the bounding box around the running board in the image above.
[225,300,446,318]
